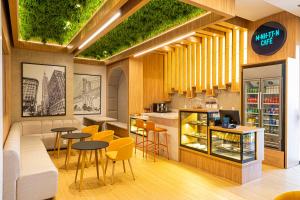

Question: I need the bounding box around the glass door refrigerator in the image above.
[242,64,284,151]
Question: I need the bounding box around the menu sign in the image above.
[251,21,287,56]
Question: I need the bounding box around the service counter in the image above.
[179,109,264,184]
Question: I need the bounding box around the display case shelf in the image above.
[210,128,256,164]
[179,109,219,153]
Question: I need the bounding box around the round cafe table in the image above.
[72,141,109,191]
[51,127,77,158]
[61,133,91,170]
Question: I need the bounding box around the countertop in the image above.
[142,112,178,120]
[209,126,265,134]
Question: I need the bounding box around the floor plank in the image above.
[50,150,300,200]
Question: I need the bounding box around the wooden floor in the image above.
[51,150,300,200]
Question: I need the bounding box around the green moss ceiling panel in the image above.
[80,0,206,60]
[19,0,104,44]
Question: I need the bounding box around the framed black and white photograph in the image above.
[73,73,101,115]
[22,62,66,117]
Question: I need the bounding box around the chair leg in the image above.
[111,161,116,184]
[128,159,135,181]
[135,133,138,154]
[105,158,108,175]
[89,150,93,164]
[165,133,169,160]
[122,160,126,173]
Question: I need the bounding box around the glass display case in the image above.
[210,130,256,163]
[180,110,219,153]
[129,116,147,136]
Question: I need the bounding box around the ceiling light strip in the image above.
[133,32,196,57]
[78,11,121,50]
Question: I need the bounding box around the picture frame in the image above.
[21,62,66,117]
[73,73,101,115]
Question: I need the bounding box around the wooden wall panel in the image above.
[167,51,172,93]
[128,57,143,114]
[3,54,11,144]
[175,47,180,91]
[143,53,165,108]
[191,43,196,88]
[186,44,192,96]
[171,50,176,90]
[163,54,168,98]
[212,36,219,87]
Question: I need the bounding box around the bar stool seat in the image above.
[145,121,169,161]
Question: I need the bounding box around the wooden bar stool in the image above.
[134,119,147,157]
[145,121,169,161]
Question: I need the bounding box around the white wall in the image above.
[73,63,107,116]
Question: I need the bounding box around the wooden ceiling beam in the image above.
[8,0,18,47]
[72,0,150,55]
[74,57,105,66]
[180,0,235,18]
[105,12,225,65]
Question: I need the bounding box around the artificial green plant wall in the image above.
[80,0,206,60]
[19,0,104,44]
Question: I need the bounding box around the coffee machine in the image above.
[152,102,169,113]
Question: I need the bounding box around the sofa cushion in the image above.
[21,121,41,136]
[3,123,22,200]
[17,136,58,200]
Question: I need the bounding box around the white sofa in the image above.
[3,119,82,200]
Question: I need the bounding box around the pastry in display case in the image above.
[180,110,219,153]
[210,130,256,163]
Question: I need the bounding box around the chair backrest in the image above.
[145,121,155,131]
[135,119,145,129]
[108,137,134,160]
[92,130,114,142]
[275,191,300,200]
[81,125,99,135]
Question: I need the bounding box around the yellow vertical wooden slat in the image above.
[240,29,247,66]
[218,36,226,89]
[174,46,179,91]
[212,36,219,87]
[201,37,207,91]
[206,36,213,96]
[167,51,172,93]
[178,46,184,94]
[171,50,176,90]
[191,43,196,88]
[225,30,232,85]
[232,28,240,92]
[196,42,201,92]
[187,44,191,95]
[183,46,187,93]
[163,53,168,97]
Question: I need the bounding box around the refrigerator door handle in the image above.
[258,92,262,110]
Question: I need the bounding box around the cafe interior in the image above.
[1,0,300,199]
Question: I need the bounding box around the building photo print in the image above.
[22,62,66,117]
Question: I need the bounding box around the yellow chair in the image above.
[92,130,114,143]
[274,191,300,200]
[105,137,135,184]
[90,130,115,162]
[81,125,99,136]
